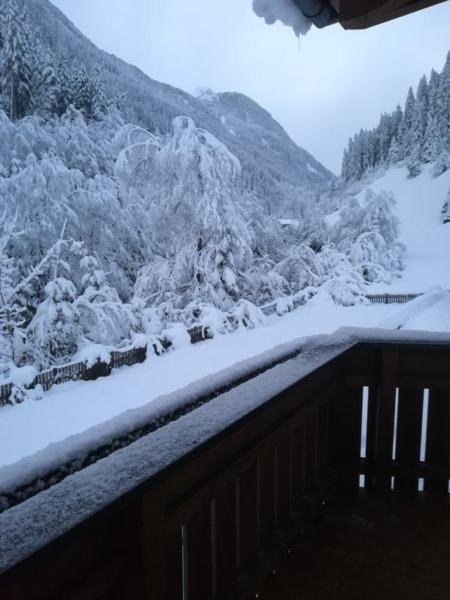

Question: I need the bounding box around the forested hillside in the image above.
[341,53,450,182]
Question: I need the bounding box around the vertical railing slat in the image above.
[424,389,450,494]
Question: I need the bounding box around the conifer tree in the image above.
[0,0,34,121]
[423,70,441,162]
[398,87,416,160]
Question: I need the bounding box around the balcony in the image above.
[0,331,449,599]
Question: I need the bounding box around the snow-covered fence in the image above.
[366,293,421,304]
[0,326,213,408]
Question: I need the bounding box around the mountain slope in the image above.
[28,0,334,207]
[360,165,450,293]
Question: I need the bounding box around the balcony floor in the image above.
[259,490,450,600]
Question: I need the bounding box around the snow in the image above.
[252,0,312,36]
[9,365,37,387]
[279,218,300,227]
[378,289,448,330]
[361,165,450,293]
[161,323,190,349]
[76,344,111,368]
[395,293,450,332]
[324,209,341,227]
[0,300,401,470]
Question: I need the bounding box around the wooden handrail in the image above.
[0,340,449,599]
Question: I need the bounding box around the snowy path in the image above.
[364,166,450,294]
[0,299,401,469]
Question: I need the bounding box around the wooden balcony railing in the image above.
[0,338,449,599]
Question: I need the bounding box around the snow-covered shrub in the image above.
[76,344,111,369]
[229,299,266,330]
[9,384,27,404]
[27,277,81,368]
[77,255,135,346]
[161,323,190,350]
[182,301,230,336]
[276,296,294,316]
[9,364,37,387]
[249,266,289,306]
[319,247,366,306]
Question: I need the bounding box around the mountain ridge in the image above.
[30,0,334,203]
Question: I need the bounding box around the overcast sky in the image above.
[51,0,450,173]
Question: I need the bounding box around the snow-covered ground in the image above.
[1,165,449,475]
[362,165,450,293]
[0,297,401,469]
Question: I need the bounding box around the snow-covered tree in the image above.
[0,0,34,121]
[333,189,404,284]
[77,254,135,346]
[137,117,254,309]
[27,276,80,368]
[0,210,24,374]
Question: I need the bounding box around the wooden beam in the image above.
[337,0,448,29]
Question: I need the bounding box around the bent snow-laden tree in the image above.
[136,117,254,309]
[334,189,405,283]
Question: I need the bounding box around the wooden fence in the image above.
[0,325,212,408]
[366,293,421,304]
[1,339,448,599]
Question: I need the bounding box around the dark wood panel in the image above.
[237,463,258,572]
[425,389,450,494]
[328,386,362,489]
[290,426,305,509]
[276,438,291,530]
[258,449,276,549]
[165,528,183,600]
[304,412,318,491]
[186,503,213,600]
[213,481,237,599]
[395,388,423,492]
